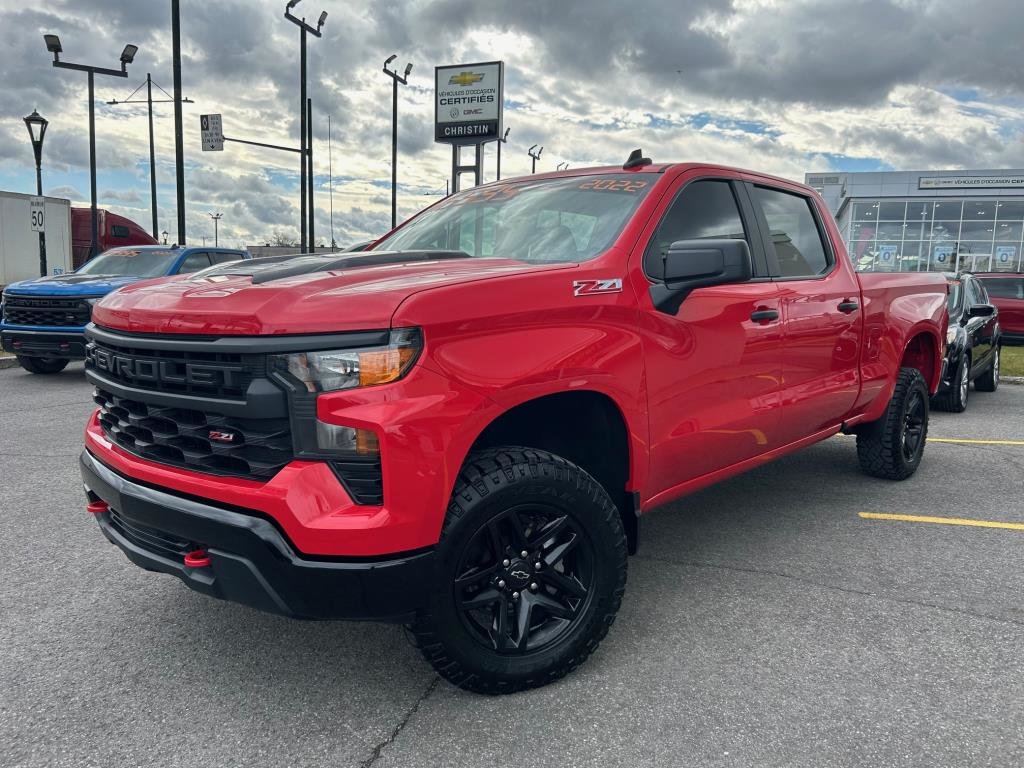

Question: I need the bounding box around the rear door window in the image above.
[752,186,832,278]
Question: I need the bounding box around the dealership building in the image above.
[805,169,1024,273]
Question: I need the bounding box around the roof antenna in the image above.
[623,148,652,170]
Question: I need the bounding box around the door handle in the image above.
[837,300,860,314]
[750,308,779,323]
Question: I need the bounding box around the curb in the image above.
[0,356,18,370]
[1001,375,1024,385]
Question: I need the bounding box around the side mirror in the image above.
[969,304,995,318]
[650,238,753,314]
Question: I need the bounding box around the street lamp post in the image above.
[383,55,412,230]
[161,230,169,245]
[45,34,136,259]
[528,145,543,174]
[23,110,48,277]
[209,212,223,247]
[107,74,193,239]
[284,0,326,253]
[496,127,511,181]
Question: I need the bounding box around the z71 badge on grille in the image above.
[208,430,237,443]
[573,278,623,296]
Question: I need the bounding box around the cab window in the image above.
[176,252,211,274]
[753,186,831,278]
[643,179,748,280]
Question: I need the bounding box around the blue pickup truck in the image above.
[1,244,249,374]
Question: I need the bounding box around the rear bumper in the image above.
[1,327,87,358]
[80,449,436,621]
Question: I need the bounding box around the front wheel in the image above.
[17,356,69,375]
[856,367,929,480]
[411,447,628,694]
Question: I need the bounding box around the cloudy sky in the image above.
[1,0,1022,248]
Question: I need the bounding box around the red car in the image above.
[80,155,947,693]
[975,273,1024,346]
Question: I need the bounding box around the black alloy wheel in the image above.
[454,505,595,653]
[901,387,926,462]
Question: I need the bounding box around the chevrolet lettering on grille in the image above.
[87,346,244,388]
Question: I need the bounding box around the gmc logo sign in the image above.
[87,346,244,388]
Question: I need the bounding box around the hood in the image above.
[91,252,568,335]
[3,273,142,297]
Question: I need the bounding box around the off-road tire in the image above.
[411,447,628,695]
[934,354,968,412]
[856,367,929,480]
[17,356,68,375]
[975,346,999,392]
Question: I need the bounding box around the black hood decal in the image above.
[198,250,472,285]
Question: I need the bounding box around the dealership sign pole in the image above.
[435,61,504,193]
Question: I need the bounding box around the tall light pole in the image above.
[107,75,193,239]
[171,0,186,247]
[209,212,223,247]
[23,110,48,277]
[45,34,136,258]
[528,145,543,174]
[496,127,510,181]
[284,0,326,253]
[383,55,412,230]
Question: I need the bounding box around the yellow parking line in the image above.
[927,438,1024,446]
[860,512,1024,531]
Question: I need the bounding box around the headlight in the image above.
[271,327,422,393]
[946,326,958,345]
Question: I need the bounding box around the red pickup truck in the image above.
[81,155,947,694]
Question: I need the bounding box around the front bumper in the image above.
[80,449,436,621]
[1,327,87,358]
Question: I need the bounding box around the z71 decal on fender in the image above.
[573,278,623,296]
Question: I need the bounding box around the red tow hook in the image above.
[183,549,212,569]
[86,500,109,515]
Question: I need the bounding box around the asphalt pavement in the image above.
[1,362,1021,767]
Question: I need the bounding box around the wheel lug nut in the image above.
[512,591,519,599]
[520,550,528,558]
[530,583,538,591]
[534,561,542,569]
[497,579,506,588]
[502,559,510,567]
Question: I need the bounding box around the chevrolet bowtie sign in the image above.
[435,61,504,145]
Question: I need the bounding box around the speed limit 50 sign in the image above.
[29,197,44,232]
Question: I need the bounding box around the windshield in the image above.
[978,276,1024,299]
[947,281,963,313]
[376,174,654,264]
[76,248,180,278]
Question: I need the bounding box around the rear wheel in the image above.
[975,346,999,392]
[412,447,628,694]
[856,367,929,480]
[17,356,68,375]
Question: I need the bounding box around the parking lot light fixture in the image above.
[284,0,327,252]
[528,145,543,174]
[45,33,135,258]
[24,110,49,276]
[383,55,412,230]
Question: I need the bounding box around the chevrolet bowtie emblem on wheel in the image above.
[510,569,530,581]
[448,71,484,86]
[573,278,623,296]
